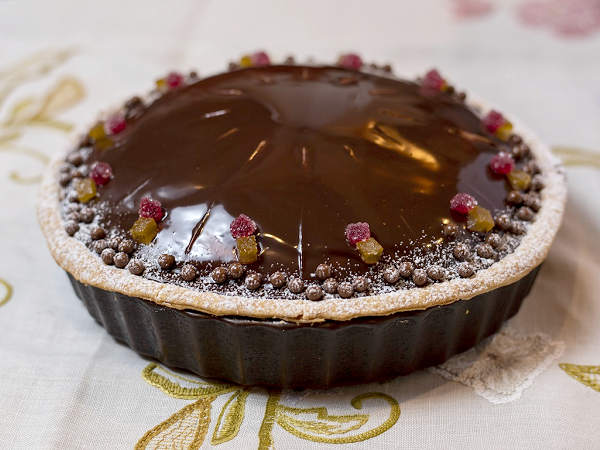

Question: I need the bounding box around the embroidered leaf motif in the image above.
[560,363,600,393]
[211,388,251,445]
[0,278,13,307]
[135,397,214,450]
[552,147,600,170]
[275,392,400,444]
[141,363,238,400]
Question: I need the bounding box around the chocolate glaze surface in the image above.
[91,66,511,278]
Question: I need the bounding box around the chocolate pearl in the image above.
[509,134,523,146]
[445,85,455,95]
[412,269,428,286]
[337,282,354,298]
[506,190,523,204]
[427,265,444,281]
[512,143,529,160]
[530,174,544,191]
[60,164,72,174]
[517,206,534,221]
[158,254,175,270]
[458,263,474,278]
[284,56,295,64]
[66,211,80,222]
[369,63,378,69]
[476,243,494,259]
[270,271,286,288]
[227,262,244,279]
[399,261,414,278]
[315,263,332,280]
[443,223,459,238]
[79,207,95,223]
[93,239,108,254]
[306,285,324,301]
[228,62,239,71]
[67,152,82,166]
[107,237,121,250]
[65,220,79,236]
[114,252,129,269]
[495,213,512,231]
[453,242,470,261]
[189,71,199,81]
[68,191,79,203]
[125,96,143,110]
[383,267,400,284]
[524,161,540,175]
[523,193,541,212]
[79,133,93,148]
[485,233,502,249]
[90,227,106,240]
[245,273,262,290]
[118,239,135,254]
[382,64,392,72]
[101,248,115,265]
[456,92,466,102]
[128,259,145,275]
[353,276,369,293]
[211,267,228,283]
[288,277,305,294]
[75,166,88,178]
[180,264,197,281]
[323,278,338,294]
[71,168,83,179]
[59,173,72,187]
[66,203,81,213]
[510,221,526,235]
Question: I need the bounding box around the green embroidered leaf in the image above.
[135,397,214,450]
[141,363,238,400]
[560,363,600,393]
[211,388,251,444]
[0,278,12,307]
[275,392,400,444]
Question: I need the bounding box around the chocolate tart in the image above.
[38,56,566,387]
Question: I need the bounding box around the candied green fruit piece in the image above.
[89,122,106,141]
[496,122,513,140]
[130,217,159,245]
[239,55,252,67]
[236,235,258,264]
[467,206,494,233]
[75,178,97,203]
[356,237,383,264]
[507,170,531,190]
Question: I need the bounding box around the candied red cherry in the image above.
[422,69,446,91]
[338,53,363,70]
[450,193,477,215]
[139,197,163,222]
[230,214,257,239]
[165,71,185,88]
[251,51,270,67]
[345,222,370,247]
[90,161,113,186]
[490,152,515,175]
[482,110,513,140]
[104,113,127,135]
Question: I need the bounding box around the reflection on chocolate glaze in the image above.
[91,65,511,278]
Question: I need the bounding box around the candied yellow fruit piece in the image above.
[236,235,258,264]
[507,170,531,190]
[496,121,513,140]
[89,122,106,141]
[155,78,166,90]
[356,237,383,264]
[130,217,159,245]
[75,178,97,203]
[467,206,494,233]
[239,55,252,67]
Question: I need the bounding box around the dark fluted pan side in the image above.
[67,266,540,388]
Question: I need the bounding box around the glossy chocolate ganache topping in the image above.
[60,61,543,299]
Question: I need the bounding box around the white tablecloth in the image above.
[1,1,600,448]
